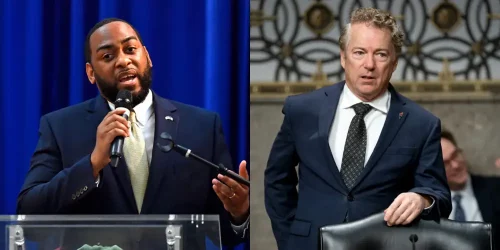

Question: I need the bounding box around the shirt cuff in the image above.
[231,215,249,238]
[422,196,435,215]
[95,174,101,187]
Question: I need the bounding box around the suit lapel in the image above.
[141,92,179,213]
[318,82,347,192]
[86,95,137,211]
[352,85,409,189]
[471,175,494,223]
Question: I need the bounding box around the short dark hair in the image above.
[84,18,145,63]
[441,128,458,147]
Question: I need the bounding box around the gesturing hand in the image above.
[212,160,250,224]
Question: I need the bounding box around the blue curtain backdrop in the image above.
[0,0,249,249]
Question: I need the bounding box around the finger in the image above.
[104,128,129,143]
[102,110,116,121]
[104,114,129,128]
[389,199,410,225]
[212,184,231,210]
[394,204,414,225]
[101,109,127,125]
[212,178,235,198]
[239,160,249,180]
[217,173,246,195]
[401,209,420,225]
[384,195,402,223]
[104,119,130,132]
[103,121,129,137]
[110,108,127,116]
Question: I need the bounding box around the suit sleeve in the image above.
[264,97,300,250]
[206,113,248,247]
[17,115,101,214]
[409,118,452,220]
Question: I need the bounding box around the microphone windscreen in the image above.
[115,90,133,110]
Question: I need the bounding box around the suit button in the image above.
[83,186,88,191]
[72,194,76,200]
[347,195,354,201]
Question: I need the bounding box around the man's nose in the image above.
[363,54,375,70]
[116,51,132,68]
[450,160,461,169]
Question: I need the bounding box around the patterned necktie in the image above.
[453,194,466,221]
[123,111,149,213]
[341,103,372,190]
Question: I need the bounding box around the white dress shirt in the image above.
[328,84,435,210]
[105,90,248,235]
[449,174,483,222]
[329,85,390,170]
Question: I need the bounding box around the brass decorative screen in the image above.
[250,0,500,100]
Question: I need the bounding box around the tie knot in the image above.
[352,103,372,117]
[129,110,137,122]
[453,194,462,203]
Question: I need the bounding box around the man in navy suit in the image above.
[441,129,500,250]
[264,8,451,250]
[17,18,249,249]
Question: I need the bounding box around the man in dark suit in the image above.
[264,8,451,250]
[441,129,500,249]
[16,18,249,249]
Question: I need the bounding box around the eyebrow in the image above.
[445,148,460,161]
[352,47,390,53]
[96,36,139,53]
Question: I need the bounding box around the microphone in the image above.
[409,234,418,250]
[110,90,133,167]
[157,132,250,187]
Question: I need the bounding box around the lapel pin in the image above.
[399,112,404,119]
[165,116,174,121]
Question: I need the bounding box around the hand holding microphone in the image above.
[90,90,132,177]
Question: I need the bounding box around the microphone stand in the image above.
[157,132,250,187]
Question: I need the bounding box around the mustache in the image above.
[116,68,138,80]
[94,65,152,106]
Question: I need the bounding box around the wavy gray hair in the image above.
[339,7,405,55]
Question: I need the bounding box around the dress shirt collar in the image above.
[341,84,390,114]
[451,174,474,198]
[107,89,154,126]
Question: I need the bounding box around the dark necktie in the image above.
[341,103,372,190]
[453,194,466,221]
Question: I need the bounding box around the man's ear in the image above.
[340,50,346,69]
[391,56,398,73]
[144,46,153,67]
[86,62,96,84]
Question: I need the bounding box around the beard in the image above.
[94,64,152,107]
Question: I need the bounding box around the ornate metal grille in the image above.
[250,0,500,83]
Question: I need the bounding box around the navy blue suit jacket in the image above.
[17,92,245,249]
[264,82,452,250]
